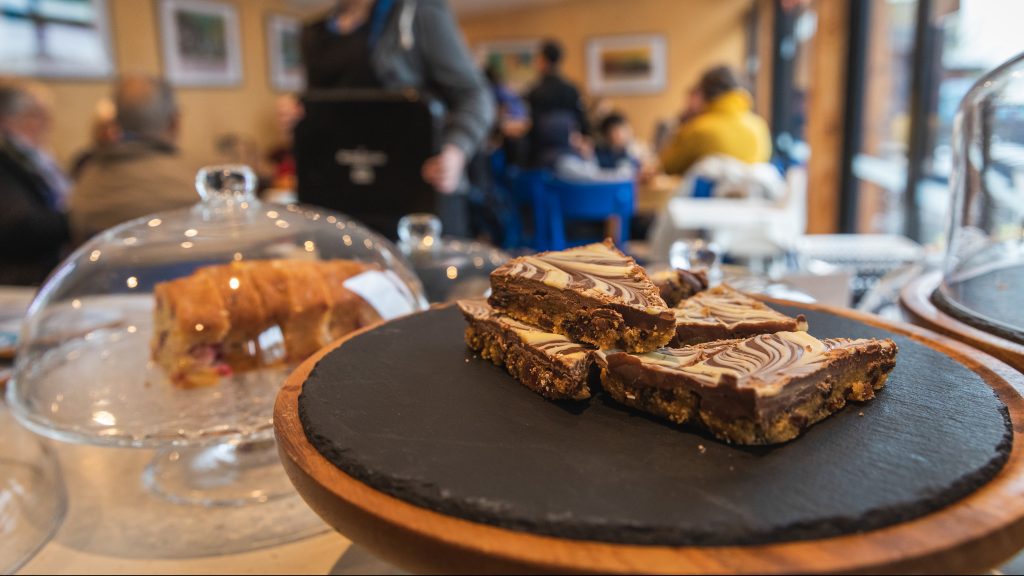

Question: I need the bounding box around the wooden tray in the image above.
[901,270,1024,374]
[275,300,1024,574]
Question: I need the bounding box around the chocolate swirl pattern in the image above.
[500,241,666,309]
[673,285,807,329]
[458,299,590,361]
[626,332,888,395]
[687,332,826,393]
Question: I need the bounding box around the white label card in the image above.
[343,270,417,320]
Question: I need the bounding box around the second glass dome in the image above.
[937,52,1024,344]
[8,165,427,447]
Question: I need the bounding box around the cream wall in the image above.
[459,0,754,143]
[38,0,307,168]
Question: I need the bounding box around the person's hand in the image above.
[570,133,594,159]
[422,144,466,194]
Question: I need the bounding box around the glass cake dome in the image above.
[396,213,509,303]
[0,404,65,573]
[6,165,426,510]
[936,52,1024,344]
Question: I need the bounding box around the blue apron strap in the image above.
[368,0,396,48]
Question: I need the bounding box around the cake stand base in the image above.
[49,442,328,558]
[143,438,297,507]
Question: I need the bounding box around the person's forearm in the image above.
[417,2,496,156]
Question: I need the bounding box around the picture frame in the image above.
[158,0,243,87]
[586,34,667,96]
[266,13,304,93]
[0,0,116,79]
[475,39,541,93]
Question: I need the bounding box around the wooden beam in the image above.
[805,0,849,233]
[753,0,774,119]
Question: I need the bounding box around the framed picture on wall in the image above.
[586,34,667,96]
[0,0,116,78]
[475,39,541,93]
[266,13,304,92]
[159,0,243,87]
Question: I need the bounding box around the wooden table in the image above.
[14,438,1024,575]
[13,442,352,575]
[4,283,1024,575]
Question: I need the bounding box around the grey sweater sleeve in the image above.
[413,0,495,156]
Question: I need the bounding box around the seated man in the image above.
[0,78,70,285]
[69,75,199,244]
[659,65,771,176]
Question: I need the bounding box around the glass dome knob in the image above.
[398,213,443,254]
[195,164,258,205]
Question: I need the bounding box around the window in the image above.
[847,0,1024,243]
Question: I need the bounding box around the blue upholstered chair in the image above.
[543,178,635,251]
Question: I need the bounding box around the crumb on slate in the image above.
[858,411,864,417]
[697,444,706,454]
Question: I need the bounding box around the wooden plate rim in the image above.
[901,270,1024,365]
[275,300,1024,574]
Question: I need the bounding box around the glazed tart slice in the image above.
[596,331,898,445]
[459,299,595,401]
[672,284,808,346]
[488,239,675,353]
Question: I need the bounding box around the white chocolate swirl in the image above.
[458,299,590,360]
[674,285,806,329]
[497,242,666,309]
[625,332,883,396]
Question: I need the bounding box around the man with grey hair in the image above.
[70,74,199,243]
[0,77,70,285]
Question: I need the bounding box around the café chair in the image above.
[543,178,635,251]
[510,168,552,251]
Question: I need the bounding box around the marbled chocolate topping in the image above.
[602,331,896,398]
[458,299,591,361]
[674,284,808,329]
[492,240,667,310]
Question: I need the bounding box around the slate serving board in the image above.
[932,264,1024,345]
[298,304,1012,547]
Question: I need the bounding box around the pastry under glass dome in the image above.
[6,165,427,516]
[935,52,1024,344]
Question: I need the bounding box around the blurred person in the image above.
[659,65,771,176]
[0,78,70,285]
[69,97,120,180]
[301,0,495,236]
[594,111,640,172]
[586,96,614,141]
[526,39,589,166]
[69,75,199,244]
[266,94,303,192]
[537,112,633,183]
[484,63,528,164]
[485,63,527,128]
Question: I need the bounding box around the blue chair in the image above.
[511,168,552,251]
[485,150,522,249]
[543,177,635,251]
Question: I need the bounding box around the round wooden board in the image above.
[275,300,1024,574]
[901,270,1024,374]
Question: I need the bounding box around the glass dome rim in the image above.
[956,49,1024,112]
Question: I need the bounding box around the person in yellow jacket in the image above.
[659,66,772,176]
